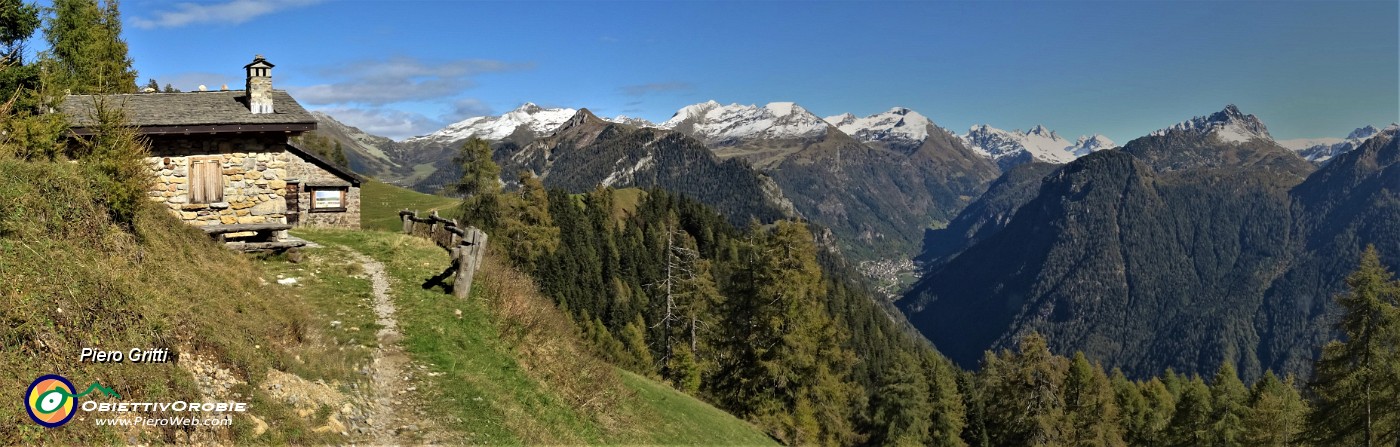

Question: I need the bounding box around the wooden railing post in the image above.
[454,226,487,299]
[429,210,441,242]
[400,209,413,234]
[395,205,488,299]
[473,230,488,269]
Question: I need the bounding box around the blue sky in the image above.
[88,0,1400,141]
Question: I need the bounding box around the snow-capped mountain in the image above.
[608,115,657,128]
[962,124,1115,168]
[1073,134,1116,156]
[1149,104,1272,144]
[824,107,933,150]
[1285,124,1398,163]
[500,109,798,223]
[660,100,830,145]
[407,102,578,144]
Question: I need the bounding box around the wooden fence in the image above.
[398,209,488,299]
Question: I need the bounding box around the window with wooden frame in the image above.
[189,157,224,204]
[310,187,347,212]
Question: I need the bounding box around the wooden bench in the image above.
[200,223,305,252]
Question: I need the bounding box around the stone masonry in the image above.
[145,133,358,229]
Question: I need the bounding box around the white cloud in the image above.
[443,98,493,122]
[328,57,529,81]
[131,0,321,29]
[313,107,443,141]
[291,78,473,106]
[287,57,532,106]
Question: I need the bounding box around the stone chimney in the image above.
[244,54,274,114]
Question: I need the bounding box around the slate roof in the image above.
[287,143,362,187]
[61,90,316,132]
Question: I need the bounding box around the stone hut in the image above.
[61,55,360,231]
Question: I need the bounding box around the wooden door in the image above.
[285,183,300,225]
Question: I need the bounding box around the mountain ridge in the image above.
[497,108,797,225]
[901,107,1400,381]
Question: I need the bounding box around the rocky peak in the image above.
[556,108,604,134]
[516,102,543,114]
[1150,104,1273,143]
[1347,125,1381,141]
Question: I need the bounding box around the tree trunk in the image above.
[662,228,674,367]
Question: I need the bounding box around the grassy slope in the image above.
[0,160,336,445]
[294,228,776,445]
[353,183,774,444]
[1,165,768,445]
[359,178,460,232]
[611,187,646,224]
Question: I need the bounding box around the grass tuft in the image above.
[0,159,330,444]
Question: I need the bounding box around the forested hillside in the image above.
[446,135,1400,445]
[904,110,1400,381]
[761,125,1001,260]
[481,183,963,444]
[916,161,1059,265]
[496,109,795,225]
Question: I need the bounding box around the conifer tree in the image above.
[45,0,135,93]
[719,221,859,445]
[873,352,933,446]
[667,343,701,393]
[1063,352,1124,446]
[978,333,1068,446]
[1305,246,1400,446]
[1167,376,1213,447]
[332,141,348,167]
[1137,377,1176,447]
[453,137,502,230]
[649,220,721,386]
[74,98,148,226]
[925,357,968,447]
[620,314,655,376]
[1208,362,1248,447]
[498,172,558,268]
[0,0,39,63]
[0,1,63,158]
[1243,371,1307,446]
[959,371,992,447]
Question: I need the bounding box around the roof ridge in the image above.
[59,90,316,131]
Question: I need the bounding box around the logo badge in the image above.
[26,374,78,428]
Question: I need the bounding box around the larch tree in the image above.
[1305,246,1400,447]
[721,221,859,446]
[1208,362,1249,447]
[873,352,933,447]
[0,0,39,63]
[1243,371,1307,446]
[1137,377,1176,447]
[498,171,558,268]
[1166,376,1213,447]
[1063,352,1124,447]
[978,333,1068,446]
[45,0,135,94]
[925,357,968,447]
[453,137,502,230]
[648,218,721,389]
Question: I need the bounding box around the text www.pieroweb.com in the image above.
[94,415,233,427]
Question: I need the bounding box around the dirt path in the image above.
[347,250,451,445]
